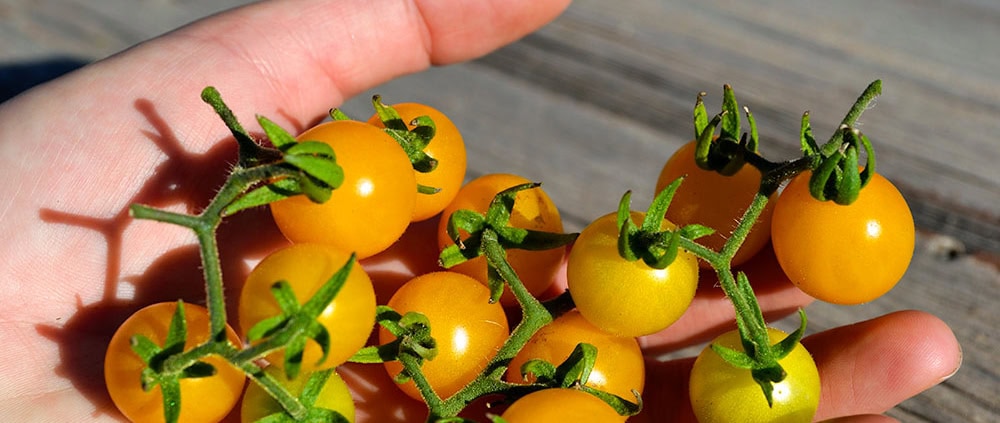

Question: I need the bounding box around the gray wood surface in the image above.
[2,0,997,422]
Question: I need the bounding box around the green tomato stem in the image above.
[424,229,555,419]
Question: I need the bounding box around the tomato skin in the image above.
[104,302,245,423]
[567,211,699,338]
[379,271,509,401]
[506,310,645,401]
[270,119,416,259]
[437,173,565,306]
[689,328,820,423]
[241,366,355,423]
[499,388,625,422]
[656,141,774,267]
[771,171,914,304]
[368,103,467,222]
[238,243,376,372]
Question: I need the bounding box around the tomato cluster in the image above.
[106,85,915,423]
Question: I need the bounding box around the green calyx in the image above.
[615,180,713,269]
[130,300,219,423]
[366,95,442,195]
[438,182,577,303]
[243,255,357,381]
[516,343,642,418]
[807,125,876,205]
[693,85,760,176]
[799,80,882,205]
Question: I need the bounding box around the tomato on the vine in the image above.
[655,140,774,267]
[506,310,645,401]
[689,328,820,423]
[567,211,699,338]
[104,302,245,423]
[238,243,376,373]
[270,119,416,259]
[379,271,509,401]
[436,173,565,306]
[241,366,355,423]
[499,388,625,422]
[368,103,467,222]
[771,171,914,304]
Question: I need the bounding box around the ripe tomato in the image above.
[655,140,774,267]
[506,310,645,400]
[771,171,914,304]
[379,271,509,401]
[499,388,625,422]
[368,103,467,222]
[436,173,565,306]
[269,119,416,259]
[689,328,820,423]
[241,366,355,423]
[567,211,699,338]
[238,243,376,373]
[104,302,245,423]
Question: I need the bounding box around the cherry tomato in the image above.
[437,173,565,306]
[368,103,467,222]
[105,302,245,423]
[499,388,625,422]
[238,243,376,373]
[270,119,416,259]
[689,328,820,423]
[241,366,355,423]
[771,171,914,304]
[655,140,774,267]
[506,310,645,401]
[379,271,509,401]
[567,211,699,338]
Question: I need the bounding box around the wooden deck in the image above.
[2,0,997,421]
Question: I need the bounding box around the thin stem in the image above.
[399,353,446,413]
[195,228,227,337]
[430,230,555,418]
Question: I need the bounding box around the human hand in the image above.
[0,0,959,422]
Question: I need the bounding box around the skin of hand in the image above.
[0,0,960,422]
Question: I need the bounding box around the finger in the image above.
[808,310,961,421]
[634,311,960,423]
[1,0,572,225]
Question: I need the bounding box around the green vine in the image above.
[124,81,884,422]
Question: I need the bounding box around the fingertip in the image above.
[413,0,573,64]
[807,310,961,421]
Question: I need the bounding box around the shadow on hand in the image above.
[34,98,289,420]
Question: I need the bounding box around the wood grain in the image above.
[2,0,997,421]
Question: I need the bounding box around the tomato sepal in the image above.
[616,184,709,269]
[125,300,220,423]
[243,255,357,380]
[439,182,576,271]
[371,95,440,174]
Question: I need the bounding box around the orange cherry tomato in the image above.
[655,140,774,267]
[368,103,467,222]
[380,271,509,401]
[506,310,645,401]
[771,171,914,304]
[238,243,376,373]
[105,302,245,423]
[270,120,416,259]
